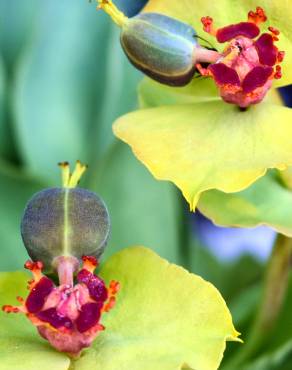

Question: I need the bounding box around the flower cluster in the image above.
[3,255,119,357]
[197,7,285,107]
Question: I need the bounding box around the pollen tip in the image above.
[67,160,88,188]
[201,16,216,36]
[274,65,282,79]
[2,305,19,313]
[82,255,98,266]
[277,51,285,63]
[103,296,116,312]
[24,260,43,271]
[97,323,105,331]
[82,255,98,273]
[248,7,267,25]
[16,296,24,303]
[58,161,69,168]
[268,26,280,36]
[27,279,35,290]
[109,280,120,294]
[102,280,120,313]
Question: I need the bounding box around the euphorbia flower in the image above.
[3,256,119,357]
[0,162,241,369]
[113,0,292,213]
[2,161,119,357]
[0,246,241,370]
[197,7,284,107]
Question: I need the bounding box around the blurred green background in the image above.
[0,1,292,368]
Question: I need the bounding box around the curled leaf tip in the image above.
[227,330,243,343]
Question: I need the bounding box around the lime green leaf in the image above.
[114,96,292,210]
[0,272,70,370]
[279,166,292,189]
[139,76,219,108]
[87,141,182,264]
[139,77,283,109]
[138,79,287,231]
[74,246,240,370]
[0,248,239,369]
[0,248,240,370]
[144,0,292,87]
[198,172,292,236]
[188,240,263,339]
[0,162,44,271]
[187,240,263,303]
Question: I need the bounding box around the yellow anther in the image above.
[58,161,88,188]
[69,160,88,188]
[58,162,70,187]
[97,0,128,27]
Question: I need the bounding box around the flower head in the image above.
[2,161,118,357]
[198,7,285,107]
[3,255,119,357]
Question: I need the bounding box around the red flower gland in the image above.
[2,256,120,357]
[199,7,285,108]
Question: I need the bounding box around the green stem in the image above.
[255,235,292,333]
[223,234,292,369]
[53,256,79,286]
[196,48,221,64]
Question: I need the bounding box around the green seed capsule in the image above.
[98,1,216,86]
[98,1,220,87]
[21,162,110,271]
[120,13,198,86]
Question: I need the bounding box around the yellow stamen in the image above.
[69,160,88,188]
[58,161,70,187]
[97,0,128,27]
[101,281,120,313]
[222,46,240,64]
[58,160,88,188]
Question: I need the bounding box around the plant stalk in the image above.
[223,234,292,369]
[53,256,79,286]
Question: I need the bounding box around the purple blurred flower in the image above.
[194,213,276,262]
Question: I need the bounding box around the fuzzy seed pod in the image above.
[21,162,110,271]
[98,1,220,87]
[120,13,198,86]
